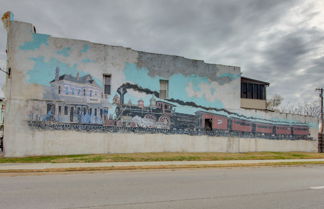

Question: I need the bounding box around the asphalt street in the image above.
[1,166,324,209]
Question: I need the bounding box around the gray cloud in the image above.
[0,0,323,106]
[246,26,324,104]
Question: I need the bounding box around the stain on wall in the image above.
[19,33,49,50]
[137,52,240,85]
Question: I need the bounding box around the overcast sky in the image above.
[0,0,323,106]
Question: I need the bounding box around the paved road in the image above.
[1,166,324,209]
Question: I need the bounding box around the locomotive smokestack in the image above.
[117,86,127,105]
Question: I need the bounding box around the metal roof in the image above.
[241,76,270,86]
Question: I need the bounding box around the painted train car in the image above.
[194,111,310,140]
[292,125,310,139]
[231,118,253,133]
[253,122,274,138]
[196,111,228,132]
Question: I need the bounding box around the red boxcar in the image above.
[200,113,228,130]
[292,126,310,136]
[231,119,252,132]
[275,125,292,135]
[255,123,273,134]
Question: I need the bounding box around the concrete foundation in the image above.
[4,129,318,157]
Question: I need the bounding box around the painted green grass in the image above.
[1,152,324,163]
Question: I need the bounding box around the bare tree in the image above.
[267,94,320,117]
[280,101,320,118]
[266,94,283,111]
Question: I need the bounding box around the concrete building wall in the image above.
[0,100,4,126]
[2,15,319,157]
[241,98,267,110]
[4,131,318,156]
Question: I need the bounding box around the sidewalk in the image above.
[1,159,324,173]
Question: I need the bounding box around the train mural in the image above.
[111,86,311,140]
[27,67,312,140]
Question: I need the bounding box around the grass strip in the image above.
[1,152,324,163]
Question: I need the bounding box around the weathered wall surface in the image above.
[241,98,267,110]
[4,131,318,156]
[2,17,319,156]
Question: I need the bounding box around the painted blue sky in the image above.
[124,63,224,108]
[26,56,103,88]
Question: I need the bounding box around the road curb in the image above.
[1,160,324,173]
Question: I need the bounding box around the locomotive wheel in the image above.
[128,121,137,128]
[144,114,157,121]
[158,115,170,127]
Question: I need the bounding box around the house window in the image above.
[159,80,168,99]
[103,74,111,95]
[260,85,265,100]
[94,108,97,116]
[83,107,86,115]
[64,106,68,115]
[58,86,61,94]
[72,88,75,95]
[241,82,266,100]
[89,108,92,115]
[65,86,69,95]
[90,90,93,97]
[247,83,253,99]
[70,107,74,122]
[58,106,62,115]
[241,83,247,98]
[47,104,55,115]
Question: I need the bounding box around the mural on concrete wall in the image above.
[20,33,313,140]
[26,65,312,140]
